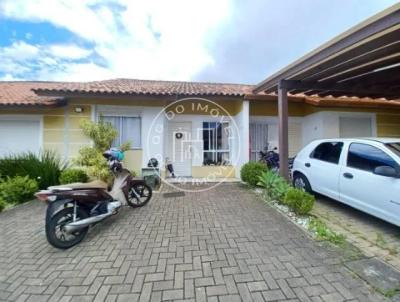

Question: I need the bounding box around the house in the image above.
[1,78,399,180]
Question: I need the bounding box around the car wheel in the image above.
[293,173,312,193]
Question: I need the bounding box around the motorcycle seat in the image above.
[49,180,108,191]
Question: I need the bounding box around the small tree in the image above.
[74,118,130,181]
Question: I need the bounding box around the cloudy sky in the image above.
[0,0,398,84]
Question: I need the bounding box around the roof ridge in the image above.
[103,78,255,86]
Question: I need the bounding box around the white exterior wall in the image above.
[165,114,236,167]
[302,111,377,145]
[96,105,165,168]
[233,100,249,178]
[142,107,165,167]
[250,111,377,157]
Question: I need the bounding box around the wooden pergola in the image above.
[253,3,400,180]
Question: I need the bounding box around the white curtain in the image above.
[103,116,141,148]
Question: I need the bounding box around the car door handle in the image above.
[343,172,353,179]
[305,163,311,168]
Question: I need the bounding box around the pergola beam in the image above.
[278,79,400,97]
[253,5,400,94]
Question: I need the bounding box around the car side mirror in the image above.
[373,166,399,178]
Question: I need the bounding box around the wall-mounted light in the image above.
[75,107,84,113]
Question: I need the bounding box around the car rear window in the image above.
[310,142,343,164]
[347,143,398,172]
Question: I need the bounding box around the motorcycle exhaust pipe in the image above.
[63,212,113,233]
[63,201,122,234]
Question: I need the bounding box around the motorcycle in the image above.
[35,148,152,249]
[259,145,295,175]
[259,146,280,171]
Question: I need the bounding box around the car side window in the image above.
[310,142,343,164]
[347,143,398,172]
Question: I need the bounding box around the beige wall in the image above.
[167,98,243,116]
[192,166,236,178]
[377,113,400,137]
[124,149,143,175]
[42,104,91,160]
[2,96,398,178]
[250,100,400,139]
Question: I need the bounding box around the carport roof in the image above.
[253,3,400,100]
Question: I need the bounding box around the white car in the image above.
[292,138,400,226]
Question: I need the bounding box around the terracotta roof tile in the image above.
[0,81,64,106]
[1,78,399,108]
[33,78,255,97]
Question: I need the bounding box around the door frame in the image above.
[167,121,192,177]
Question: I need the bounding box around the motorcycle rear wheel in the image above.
[46,207,89,249]
[127,183,152,208]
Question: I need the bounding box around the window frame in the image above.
[309,141,344,165]
[97,110,143,150]
[346,142,399,173]
[202,121,231,165]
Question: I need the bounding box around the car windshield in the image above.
[386,143,400,157]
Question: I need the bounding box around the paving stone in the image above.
[247,281,269,292]
[206,284,228,296]
[219,294,242,302]
[162,289,183,301]
[262,289,286,301]
[0,184,385,302]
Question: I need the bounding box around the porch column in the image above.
[278,82,289,180]
[234,99,249,178]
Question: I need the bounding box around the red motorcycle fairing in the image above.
[66,189,112,203]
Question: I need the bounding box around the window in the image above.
[103,116,141,148]
[250,123,268,161]
[386,143,400,157]
[347,143,398,172]
[310,142,343,164]
[203,122,230,165]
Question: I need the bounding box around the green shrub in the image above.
[284,187,315,215]
[74,118,131,181]
[0,150,66,189]
[0,176,38,205]
[258,170,290,201]
[0,199,5,212]
[59,168,89,184]
[240,162,268,186]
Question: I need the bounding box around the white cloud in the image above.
[1,41,39,60]
[37,62,114,81]
[47,44,92,59]
[0,0,232,81]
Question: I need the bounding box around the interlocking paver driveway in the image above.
[0,183,383,302]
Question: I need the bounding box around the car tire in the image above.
[293,173,312,193]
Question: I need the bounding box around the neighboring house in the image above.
[1,79,400,179]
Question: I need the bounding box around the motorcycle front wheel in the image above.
[46,206,89,249]
[127,183,152,208]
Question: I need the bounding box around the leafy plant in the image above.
[0,176,38,205]
[308,217,346,245]
[258,170,290,201]
[59,168,89,184]
[0,199,5,212]
[375,232,387,248]
[240,161,268,186]
[0,150,66,189]
[284,187,315,215]
[75,118,131,181]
